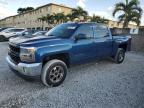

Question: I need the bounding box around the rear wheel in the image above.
[41,59,67,87]
[114,48,125,64]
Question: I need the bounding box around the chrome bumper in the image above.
[6,56,42,76]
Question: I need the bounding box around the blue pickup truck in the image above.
[6,22,131,87]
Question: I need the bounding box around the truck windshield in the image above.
[45,23,78,38]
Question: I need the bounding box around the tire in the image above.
[41,59,67,87]
[114,48,125,64]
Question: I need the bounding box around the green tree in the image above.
[66,13,75,22]
[17,8,25,14]
[26,7,34,11]
[38,14,55,28]
[53,13,66,24]
[72,6,88,20]
[38,16,47,30]
[17,7,34,14]
[113,0,143,28]
[90,15,108,24]
[45,14,55,25]
[99,17,108,24]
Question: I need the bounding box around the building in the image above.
[0,3,73,30]
[0,3,137,29]
[107,20,137,28]
[140,26,144,28]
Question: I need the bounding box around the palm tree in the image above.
[113,0,143,28]
[72,6,88,21]
[38,14,54,29]
[38,16,47,30]
[53,13,66,24]
[90,15,108,24]
[100,17,109,24]
[90,15,101,22]
[66,13,75,22]
[45,14,55,26]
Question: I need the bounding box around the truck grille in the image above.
[9,44,20,53]
[9,43,20,64]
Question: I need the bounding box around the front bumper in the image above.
[6,56,42,77]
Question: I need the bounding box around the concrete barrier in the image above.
[131,36,144,52]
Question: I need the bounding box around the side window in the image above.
[94,24,109,38]
[75,24,94,38]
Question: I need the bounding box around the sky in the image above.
[0,0,144,25]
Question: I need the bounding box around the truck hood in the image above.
[9,35,70,47]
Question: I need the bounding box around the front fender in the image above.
[35,44,72,62]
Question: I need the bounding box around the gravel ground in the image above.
[0,42,144,108]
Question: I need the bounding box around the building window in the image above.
[39,9,42,13]
[58,8,62,12]
[47,7,50,11]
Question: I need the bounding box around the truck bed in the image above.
[113,35,132,51]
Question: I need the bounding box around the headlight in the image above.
[20,47,36,62]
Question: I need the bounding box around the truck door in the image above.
[93,24,113,57]
[71,24,95,64]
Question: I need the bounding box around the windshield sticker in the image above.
[67,27,76,29]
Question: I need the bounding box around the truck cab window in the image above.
[94,24,109,38]
[74,24,94,38]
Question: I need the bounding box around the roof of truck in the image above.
[63,22,107,27]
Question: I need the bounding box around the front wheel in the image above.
[114,48,125,64]
[41,59,67,87]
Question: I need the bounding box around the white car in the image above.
[0,28,27,38]
[32,31,47,36]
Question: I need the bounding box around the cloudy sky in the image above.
[0,0,144,25]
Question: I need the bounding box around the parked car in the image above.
[10,30,47,39]
[0,27,13,32]
[10,29,36,38]
[32,31,47,36]
[0,28,27,41]
[7,23,131,87]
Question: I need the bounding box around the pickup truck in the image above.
[6,22,131,87]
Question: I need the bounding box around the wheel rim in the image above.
[49,66,64,83]
[118,51,124,62]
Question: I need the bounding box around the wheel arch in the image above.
[118,43,127,52]
[42,53,70,68]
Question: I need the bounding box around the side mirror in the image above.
[104,32,109,37]
[75,33,87,40]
